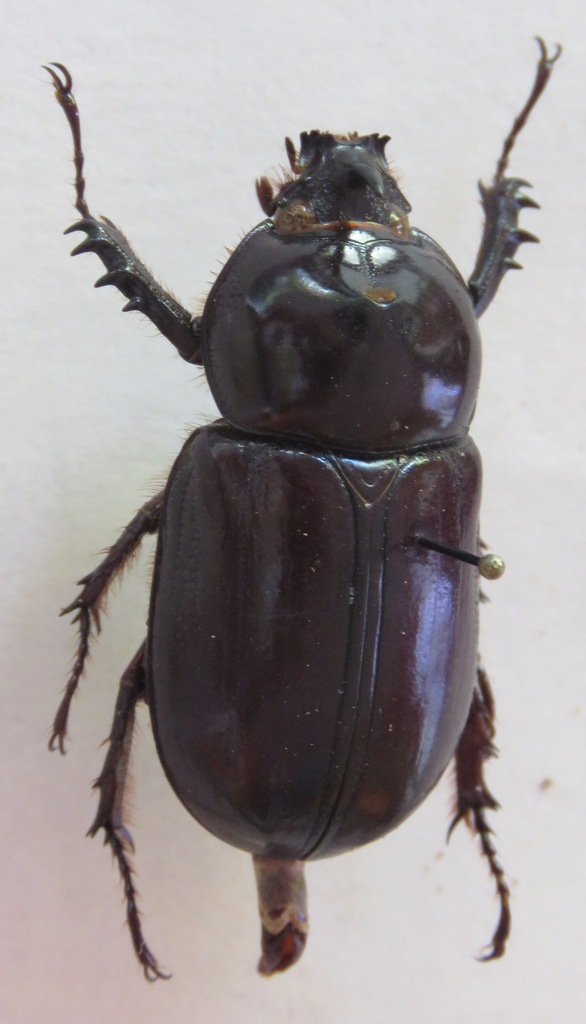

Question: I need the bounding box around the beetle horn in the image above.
[373,133,391,160]
[253,856,309,975]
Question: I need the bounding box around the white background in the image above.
[1,1,584,1021]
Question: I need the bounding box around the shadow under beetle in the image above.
[46,40,560,979]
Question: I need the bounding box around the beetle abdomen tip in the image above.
[257,922,308,976]
[253,855,309,975]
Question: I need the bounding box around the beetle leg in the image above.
[467,177,540,317]
[87,641,170,981]
[50,489,164,753]
[467,39,561,317]
[66,216,203,363]
[46,64,201,364]
[448,662,511,960]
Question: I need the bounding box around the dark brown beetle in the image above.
[46,40,560,980]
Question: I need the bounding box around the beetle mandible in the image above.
[46,40,560,980]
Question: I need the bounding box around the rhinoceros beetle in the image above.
[46,40,560,980]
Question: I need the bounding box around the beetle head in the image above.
[256,132,411,237]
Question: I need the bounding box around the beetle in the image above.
[46,40,560,980]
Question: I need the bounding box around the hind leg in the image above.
[88,641,169,981]
[449,661,511,959]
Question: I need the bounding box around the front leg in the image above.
[45,64,202,364]
[468,39,561,317]
[66,216,202,363]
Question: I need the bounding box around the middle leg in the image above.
[448,661,511,959]
[50,489,164,753]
